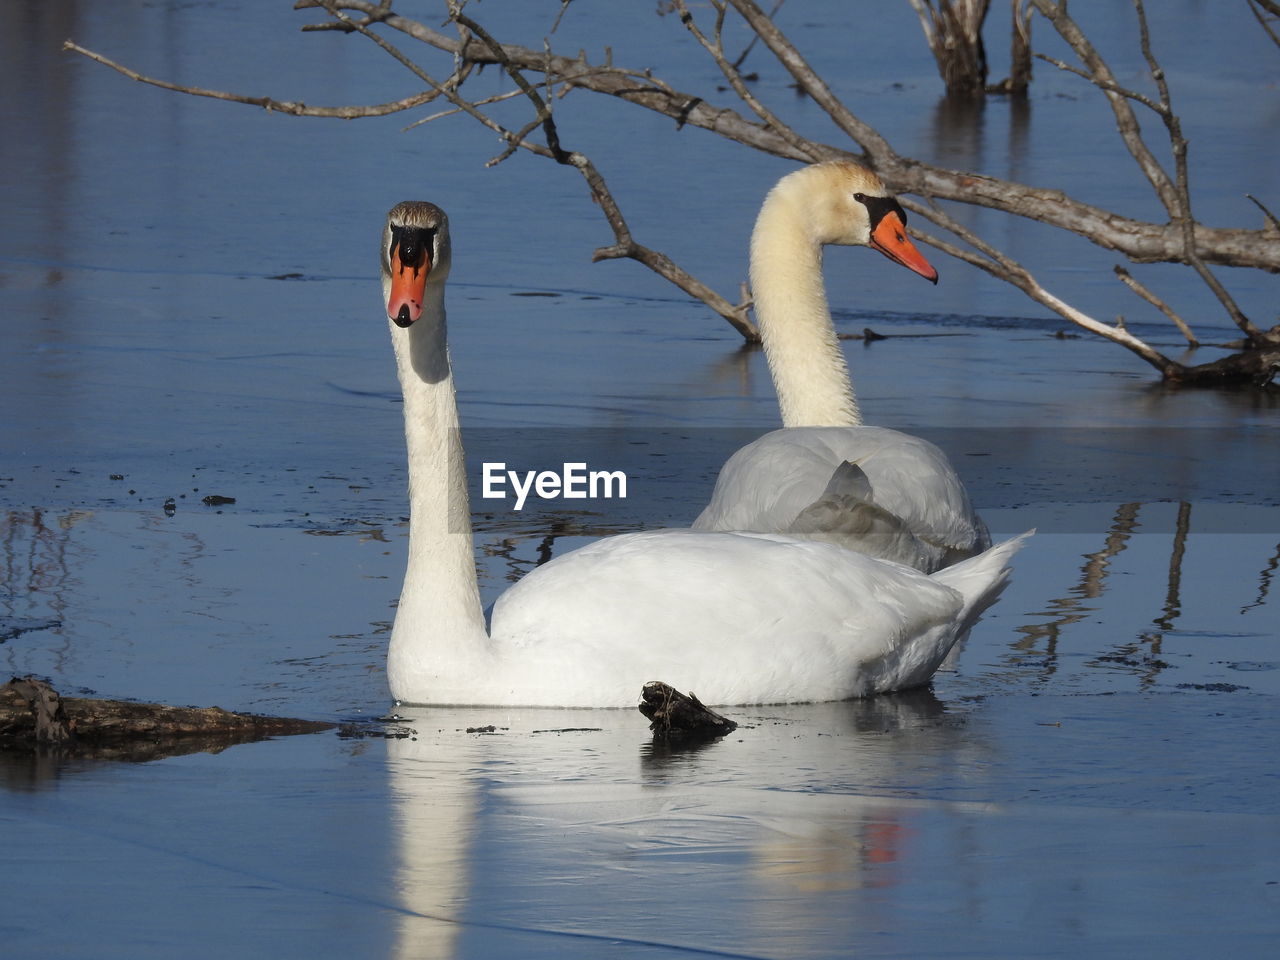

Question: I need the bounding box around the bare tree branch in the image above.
[723,0,896,162]
[63,0,1280,379]
[447,2,758,337]
[272,1,1280,273]
[906,0,991,97]
[1247,194,1280,234]
[1113,266,1198,346]
[1033,0,1266,343]
[1249,0,1280,50]
[672,0,821,162]
[902,197,1186,377]
[1030,0,1180,216]
[61,39,440,118]
[728,0,785,70]
[1130,0,1263,341]
[1008,0,1034,94]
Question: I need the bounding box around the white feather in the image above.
[380,202,1025,708]
[693,163,988,570]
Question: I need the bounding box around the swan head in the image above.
[382,201,452,327]
[770,161,938,284]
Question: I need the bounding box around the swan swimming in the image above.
[381,200,1025,707]
[694,161,989,572]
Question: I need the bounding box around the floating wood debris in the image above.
[1,676,333,761]
[639,681,738,739]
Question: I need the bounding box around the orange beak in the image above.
[387,242,431,327]
[869,212,938,284]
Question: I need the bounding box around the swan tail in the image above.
[930,530,1033,633]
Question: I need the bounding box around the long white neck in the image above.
[387,281,490,683]
[751,185,862,428]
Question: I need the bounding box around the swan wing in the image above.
[487,529,974,706]
[693,426,988,568]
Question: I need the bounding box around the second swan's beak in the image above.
[869,212,938,284]
[387,239,432,327]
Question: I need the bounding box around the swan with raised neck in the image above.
[752,161,936,428]
[379,200,1022,707]
[383,202,490,678]
[692,162,988,570]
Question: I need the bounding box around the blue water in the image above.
[2,1,1279,957]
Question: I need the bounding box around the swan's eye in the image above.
[857,194,908,230]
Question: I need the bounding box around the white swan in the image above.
[381,200,1025,707]
[693,161,989,572]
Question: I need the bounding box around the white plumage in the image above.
[380,201,1025,708]
[693,162,989,571]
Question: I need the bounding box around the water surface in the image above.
[2,2,1278,957]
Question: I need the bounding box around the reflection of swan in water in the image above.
[385,694,985,958]
[692,162,989,571]
[381,200,1027,707]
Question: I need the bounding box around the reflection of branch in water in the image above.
[1097,501,1194,690]
[479,533,537,585]
[476,513,644,584]
[712,341,758,391]
[2,510,86,670]
[1010,503,1141,683]
[479,516,581,584]
[1077,502,1141,599]
[534,531,559,567]
[1241,539,1279,614]
[1152,501,1192,632]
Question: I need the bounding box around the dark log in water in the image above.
[0,676,333,760]
[639,681,738,739]
[1168,345,1280,387]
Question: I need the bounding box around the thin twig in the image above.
[1131,0,1262,341]
[447,2,757,338]
[1247,194,1280,234]
[903,196,1185,378]
[1248,0,1280,50]
[1030,0,1178,214]
[402,88,526,131]
[723,0,895,164]
[729,0,784,69]
[61,40,439,118]
[287,1,1280,272]
[311,0,536,152]
[1113,266,1198,346]
[674,0,821,162]
[1032,52,1163,113]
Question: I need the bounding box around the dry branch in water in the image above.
[1,676,333,760]
[639,681,739,739]
[907,0,991,97]
[64,0,1280,383]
